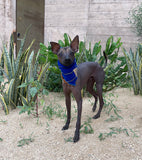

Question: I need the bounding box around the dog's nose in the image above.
[65,58,71,63]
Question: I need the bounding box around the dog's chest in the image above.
[58,59,78,86]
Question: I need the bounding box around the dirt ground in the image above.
[0,88,142,160]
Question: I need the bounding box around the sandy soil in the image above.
[0,88,142,160]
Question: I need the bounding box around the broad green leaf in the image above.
[64,33,70,46]
[38,63,50,84]
[0,94,9,114]
[30,87,38,98]
[3,45,13,79]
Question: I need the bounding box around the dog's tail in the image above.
[103,51,107,69]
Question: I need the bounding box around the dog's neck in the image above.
[58,59,77,86]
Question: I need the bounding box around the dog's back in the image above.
[76,62,105,89]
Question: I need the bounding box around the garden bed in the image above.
[0,88,142,160]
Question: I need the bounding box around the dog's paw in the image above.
[93,114,100,119]
[62,125,69,130]
[73,133,80,143]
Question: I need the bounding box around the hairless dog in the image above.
[50,35,107,142]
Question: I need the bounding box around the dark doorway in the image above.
[16,0,45,54]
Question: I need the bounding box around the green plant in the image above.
[129,128,139,138]
[76,41,101,64]
[64,137,73,143]
[0,31,33,113]
[105,115,120,122]
[0,30,50,114]
[127,3,142,38]
[58,33,71,47]
[0,120,7,124]
[45,66,62,92]
[42,104,55,119]
[103,36,128,91]
[80,116,94,134]
[38,43,48,65]
[103,93,123,120]
[46,122,50,134]
[54,104,66,119]
[17,79,49,116]
[0,138,3,142]
[40,41,62,92]
[42,102,66,120]
[17,133,34,147]
[98,127,138,141]
[0,53,4,76]
[19,123,23,129]
[122,44,142,95]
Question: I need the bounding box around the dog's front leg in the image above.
[62,93,71,130]
[72,90,82,142]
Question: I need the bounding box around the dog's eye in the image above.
[58,52,63,57]
[70,51,74,55]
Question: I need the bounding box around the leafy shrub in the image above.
[127,3,142,38]
[76,35,128,91]
[39,42,62,92]
[122,44,142,95]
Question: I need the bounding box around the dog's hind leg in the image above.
[93,83,104,119]
[86,77,98,112]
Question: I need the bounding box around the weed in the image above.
[129,129,139,138]
[42,103,66,120]
[64,137,73,143]
[73,105,77,113]
[103,93,123,121]
[54,104,66,119]
[105,115,120,122]
[0,120,7,124]
[88,99,94,106]
[46,122,50,134]
[0,138,3,142]
[36,117,43,126]
[17,133,34,147]
[98,127,138,141]
[80,116,94,134]
[88,93,122,122]
[42,104,54,119]
[19,123,23,129]
[130,115,134,119]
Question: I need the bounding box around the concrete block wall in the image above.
[44,0,89,44]
[86,0,141,50]
[0,0,142,54]
[44,0,142,50]
[0,0,16,50]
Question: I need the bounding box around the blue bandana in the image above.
[58,59,77,86]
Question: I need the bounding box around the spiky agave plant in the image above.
[122,44,142,95]
[0,30,49,114]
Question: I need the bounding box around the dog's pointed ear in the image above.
[70,35,79,52]
[50,42,60,54]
